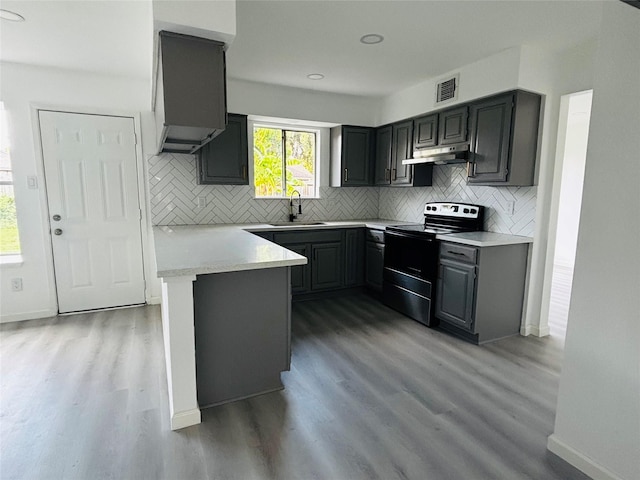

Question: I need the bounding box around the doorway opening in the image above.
[547,90,592,339]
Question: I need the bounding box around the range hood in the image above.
[403,143,469,165]
[154,31,227,155]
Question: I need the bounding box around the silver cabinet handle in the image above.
[52,214,61,221]
[54,229,63,236]
[344,168,348,183]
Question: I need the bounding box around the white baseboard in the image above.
[0,309,57,324]
[170,408,201,431]
[547,434,624,480]
[520,323,551,337]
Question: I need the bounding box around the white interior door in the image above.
[39,111,145,313]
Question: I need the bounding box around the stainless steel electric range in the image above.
[382,202,485,327]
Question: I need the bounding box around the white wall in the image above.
[152,0,236,46]
[547,3,640,480]
[0,62,155,322]
[228,78,378,127]
[376,47,522,125]
[554,92,591,268]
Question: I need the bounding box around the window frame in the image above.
[252,121,320,199]
[0,100,22,258]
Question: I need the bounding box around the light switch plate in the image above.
[27,176,38,189]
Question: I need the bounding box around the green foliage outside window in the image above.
[0,193,20,254]
[254,126,316,198]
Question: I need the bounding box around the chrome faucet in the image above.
[289,189,302,222]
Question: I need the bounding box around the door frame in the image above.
[30,104,152,313]
[537,90,592,337]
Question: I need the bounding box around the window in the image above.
[0,101,21,255]
[253,125,317,198]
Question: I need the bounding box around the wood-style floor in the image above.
[0,294,588,480]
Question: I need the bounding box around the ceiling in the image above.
[0,1,604,98]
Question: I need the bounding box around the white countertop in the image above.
[153,220,532,277]
[437,231,533,247]
[153,225,308,278]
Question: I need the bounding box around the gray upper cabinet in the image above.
[467,90,541,186]
[438,106,468,145]
[375,120,433,187]
[198,114,248,185]
[391,120,414,185]
[330,126,374,186]
[155,31,227,155]
[374,125,393,185]
[413,113,439,149]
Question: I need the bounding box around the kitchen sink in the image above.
[269,221,326,227]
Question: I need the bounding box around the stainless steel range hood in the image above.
[403,143,469,165]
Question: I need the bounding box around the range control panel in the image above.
[423,202,482,219]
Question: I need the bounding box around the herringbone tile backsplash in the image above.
[378,165,537,236]
[148,153,379,225]
[148,154,536,236]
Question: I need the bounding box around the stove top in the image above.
[388,202,485,237]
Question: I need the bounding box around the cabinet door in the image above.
[391,120,413,185]
[198,114,248,185]
[413,113,438,149]
[342,126,373,186]
[344,229,365,286]
[365,242,385,292]
[435,258,476,331]
[439,106,468,145]
[374,125,392,185]
[468,94,514,183]
[286,244,311,294]
[311,242,343,290]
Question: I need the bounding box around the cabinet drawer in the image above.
[273,229,342,245]
[439,242,477,264]
[365,228,385,244]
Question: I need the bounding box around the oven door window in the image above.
[384,232,438,280]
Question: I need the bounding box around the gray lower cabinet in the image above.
[193,267,290,407]
[271,228,359,296]
[435,241,529,344]
[365,228,385,292]
[435,258,476,331]
[288,244,311,294]
[311,242,343,290]
[344,229,365,286]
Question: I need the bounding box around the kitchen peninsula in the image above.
[154,224,307,430]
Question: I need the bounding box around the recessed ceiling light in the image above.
[307,73,324,80]
[0,9,25,22]
[360,34,384,45]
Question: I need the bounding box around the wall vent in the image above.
[436,74,459,104]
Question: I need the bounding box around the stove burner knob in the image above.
[463,208,469,214]
[470,208,477,214]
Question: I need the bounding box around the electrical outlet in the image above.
[506,200,515,216]
[11,278,23,292]
[27,176,38,189]
[197,196,207,208]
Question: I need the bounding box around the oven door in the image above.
[383,230,438,280]
[383,230,439,326]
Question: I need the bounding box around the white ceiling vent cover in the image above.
[436,74,459,104]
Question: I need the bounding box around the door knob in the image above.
[52,214,61,221]
[54,229,63,236]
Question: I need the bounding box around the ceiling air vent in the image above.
[436,74,459,104]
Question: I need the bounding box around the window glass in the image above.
[254,125,317,198]
[0,102,21,255]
